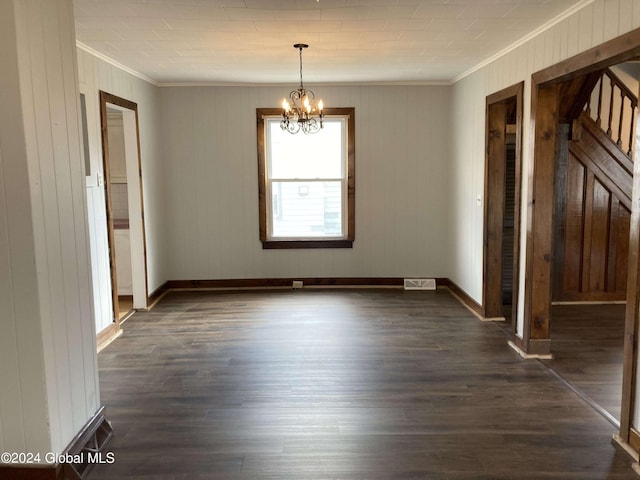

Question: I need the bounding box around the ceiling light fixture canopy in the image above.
[281,44,324,135]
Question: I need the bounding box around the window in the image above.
[257,107,355,249]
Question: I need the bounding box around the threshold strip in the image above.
[489,322,620,430]
[541,364,620,429]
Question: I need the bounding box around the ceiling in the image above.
[73,0,587,85]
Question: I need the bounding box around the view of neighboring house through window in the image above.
[256,107,355,249]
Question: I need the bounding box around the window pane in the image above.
[268,119,344,179]
[271,181,343,238]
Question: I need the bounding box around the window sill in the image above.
[261,239,353,249]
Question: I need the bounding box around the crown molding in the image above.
[76,41,159,87]
[452,0,596,84]
[76,40,451,87]
[157,80,452,88]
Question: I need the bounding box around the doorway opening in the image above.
[523,28,640,444]
[97,91,148,350]
[482,81,523,331]
[542,61,639,427]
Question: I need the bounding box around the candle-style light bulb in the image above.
[282,99,290,111]
[318,99,323,111]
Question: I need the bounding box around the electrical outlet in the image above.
[292,280,303,289]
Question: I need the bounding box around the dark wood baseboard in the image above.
[0,465,63,480]
[165,277,408,290]
[96,323,121,353]
[510,335,553,357]
[155,277,485,317]
[553,294,627,303]
[629,427,640,453]
[438,278,483,317]
[0,406,112,480]
[525,338,552,356]
[158,276,502,321]
[152,277,491,326]
[512,334,526,352]
[147,282,169,308]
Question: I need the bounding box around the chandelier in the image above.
[281,44,324,135]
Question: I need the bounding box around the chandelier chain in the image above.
[299,46,304,90]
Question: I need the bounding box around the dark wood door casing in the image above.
[483,82,524,327]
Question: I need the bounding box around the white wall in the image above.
[613,62,640,93]
[0,0,99,456]
[77,47,165,332]
[161,85,451,280]
[449,0,640,320]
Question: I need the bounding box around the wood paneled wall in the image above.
[553,119,631,301]
[0,0,99,455]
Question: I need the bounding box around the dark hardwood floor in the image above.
[543,303,625,423]
[90,290,636,479]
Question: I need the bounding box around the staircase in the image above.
[570,111,632,208]
[585,68,638,157]
[554,67,637,302]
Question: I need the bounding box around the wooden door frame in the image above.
[524,27,640,442]
[483,82,524,327]
[98,91,149,346]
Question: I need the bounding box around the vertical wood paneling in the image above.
[43,0,94,450]
[0,142,10,453]
[553,124,569,300]
[0,139,30,454]
[567,14,580,58]
[564,154,585,293]
[616,203,631,291]
[1,0,100,456]
[588,179,611,291]
[18,0,68,452]
[578,7,595,52]
[59,0,98,419]
[556,142,629,302]
[42,0,79,444]
[608,196,621,291]
[581,171,596,289]
[162,85,451,280]
[604,0,621,41]
[592,1,605,46]
[0,2,48,455]
[62,0,94,435]
[620,0,633,38]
